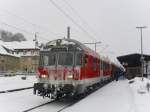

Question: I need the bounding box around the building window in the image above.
[23,50,27,55]
[31,50,34,55]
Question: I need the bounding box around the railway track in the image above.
[22,97,79,112]
[0,87,33,94]
[22,80,112,112]
[23,99,57,112]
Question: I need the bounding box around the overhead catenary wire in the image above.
[62,0,101,40]
[0,8,61,38]
[48,0,97,41]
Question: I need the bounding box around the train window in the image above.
[84,55,88,65]
[76,53,82,66]
[49,53,56,65]
[39,55,44,66]
[58,53,66,65]
[93,58,97,71]
[43,56,49,66]
[39,52,56,66]
[66,53,73,65]
[58,53,73,66]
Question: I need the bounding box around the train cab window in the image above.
[49,53,56,65]
[39,55,44,67]
[43,55,49,66]
[65,53,73,65]
[58,52,73,66]
[76,53,82,66]
[39,53,56,66]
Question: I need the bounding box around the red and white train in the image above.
[34,38,123,98]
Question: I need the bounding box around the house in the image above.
[0,40,40,73]
[4,41,40,73]
[0,42,20,72]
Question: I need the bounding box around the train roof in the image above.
[45,38,100,58]
[99,52,125,71]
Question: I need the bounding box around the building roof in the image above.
[0,40,19,57]
[3,41,37,50]
[117,53,150,67]
[0,45,19,57]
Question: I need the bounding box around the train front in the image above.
[33,39,83,99]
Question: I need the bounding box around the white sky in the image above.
[0,0,150,56]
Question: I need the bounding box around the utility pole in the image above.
[33,32,38,49]
[67,26,70,39]
[136,26,147,81]
[33,32,39,73]
[84,41,101,52]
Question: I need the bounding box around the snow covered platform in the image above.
[63,77,150,112]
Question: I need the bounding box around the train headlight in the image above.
[41,74,48,78]
[67,74,73,79]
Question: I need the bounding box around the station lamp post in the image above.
[136,26,147,81]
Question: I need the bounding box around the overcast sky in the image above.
[0,0,150,56]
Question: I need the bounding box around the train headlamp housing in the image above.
[41,74,48,78]
[67,73,73,80]
[38,67,49,78]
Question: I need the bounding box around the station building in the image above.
[117,53,150,79]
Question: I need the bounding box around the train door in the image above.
[82,54,88,80]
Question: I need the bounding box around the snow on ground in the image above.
[0,75,36,91]
[129,77,150,112]
[63,77,150,112]
[0,75,71,112]
[0,89,73,112]
[63,79,135,112]
[0,89,50,112]
[1,75,150,112]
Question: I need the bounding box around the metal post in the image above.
[95,43,96,52]
[67,26,70,39]
[33,32,38,73]
[136,26,147,81]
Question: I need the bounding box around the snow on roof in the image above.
[2,41,37,50]
[0,40,19,57]
[0,45,19,57]
[0,45,8,55]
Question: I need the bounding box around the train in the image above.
[33,38,123,99]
